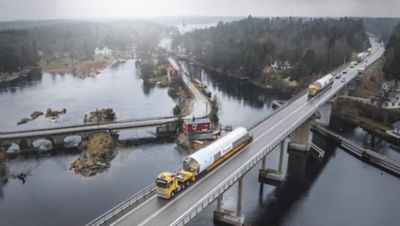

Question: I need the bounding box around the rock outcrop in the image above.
[84,108,116,124]
[70,132,115,177]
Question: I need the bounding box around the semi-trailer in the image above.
[308,74,334,97]
[155,127,253,199]
[357,52,368,62]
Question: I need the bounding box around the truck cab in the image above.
[308,83,319,97]
[156,170,195,199]
[156,172,178,199]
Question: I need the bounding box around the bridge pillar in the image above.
[216,195,223,211]
[213,177,244,226]
[289,118,312,152]
[314,102,332,126]
[236,177,243,217]
[258,140,286,186]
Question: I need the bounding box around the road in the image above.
[168,57,211,118]
[110,39,384,226]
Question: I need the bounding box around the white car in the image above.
[341,77,346,83]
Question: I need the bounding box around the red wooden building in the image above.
[182,118,211,134]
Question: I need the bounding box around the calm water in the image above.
[0,58,399,226]
[0,60,175,131]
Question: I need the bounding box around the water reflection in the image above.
[0,71,43,94]
[251,133,340,225]
[180,61,289,109]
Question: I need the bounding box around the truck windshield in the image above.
[156,179,169,188]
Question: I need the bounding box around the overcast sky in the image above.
[0,0,398,21]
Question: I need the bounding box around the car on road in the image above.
[335,74,341,79]
[342,70,347,74]
[341,77,346,83]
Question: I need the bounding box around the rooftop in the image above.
[392,121,400,130]
[183,117,211,124]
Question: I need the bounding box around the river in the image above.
[0,43,399,226]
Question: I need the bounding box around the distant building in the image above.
[94,47,112,56]
[368,80,400,109]
[386,121,400,144]
[182,117,211,134]
[270,61,291,70]
[392,121,400,135]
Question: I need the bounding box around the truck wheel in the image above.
[186,181,190,186]
[171,191,175,197]
[182,183,185,189]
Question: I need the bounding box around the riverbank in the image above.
[41,56,112,78]
[177,55,299,97]
[331,57,400,144]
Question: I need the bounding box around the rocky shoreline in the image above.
[70,132,115,177]
[84,108,116,124]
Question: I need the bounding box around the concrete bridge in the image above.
[86,39,384,226]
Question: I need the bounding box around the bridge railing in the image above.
[0,116,178,135]
[247,90,306,131]
[85,183,156,226]
[172,105,318,226]
[86,167,181,226]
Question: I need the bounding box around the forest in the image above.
[175,16,370,88]
[363,17,400,43]
[0,20,166,73]
[383,22,400,80]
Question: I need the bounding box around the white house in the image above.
[94,47,112,56]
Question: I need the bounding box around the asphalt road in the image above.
[168,57,211,118]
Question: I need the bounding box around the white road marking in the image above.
[110,195,157,226]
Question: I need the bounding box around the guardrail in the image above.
[86,167,182,226]
[86,184,156,226]
[171,100,318,226]
[247,90,306,131]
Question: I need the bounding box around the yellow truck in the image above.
[155,127,253,199]
[155,170,195,199]
[350,61,358,68]
[308,74,334,97]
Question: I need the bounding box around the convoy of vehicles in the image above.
[308,74,334,97]
[357,52,368,62]
[156,127,253,199]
